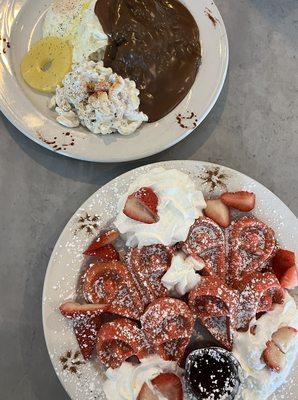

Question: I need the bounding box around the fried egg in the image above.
[43,0,108,64]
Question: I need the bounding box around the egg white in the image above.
[43,0,108,64]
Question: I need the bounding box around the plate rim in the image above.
[42,159,297,399]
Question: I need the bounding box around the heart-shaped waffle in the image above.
[188,272,284,348]
[83,261,145,319]
[183,217,226,279]
[97,318,152,368]
[228,216,276,286]
[126,244,171,305]
[141,298,194,364]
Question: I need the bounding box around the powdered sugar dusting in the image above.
[43,161,298,400]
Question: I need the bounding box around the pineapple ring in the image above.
[21,37,72,93]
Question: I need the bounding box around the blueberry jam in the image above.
[185,347,242,400]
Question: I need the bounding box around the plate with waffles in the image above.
[42,160,298,400]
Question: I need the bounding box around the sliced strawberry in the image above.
[272,249,296,280]
[279,266,298,289]
[137,383,159,400]
[272,326,298,353]
[204,199,231,228]
[123,187,159,224]
[59,302,108,318]
[59,302,107,360]
[220,191,256,212]
[83,230,120,255]
[84,243,120,261]
[151,373,183,400]
[262,340,285,372]
[137,373,183,400]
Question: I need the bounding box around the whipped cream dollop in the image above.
[233,292,298,400]
[161,252,204,296]
[103,356,180,400]
[115,168,206,247]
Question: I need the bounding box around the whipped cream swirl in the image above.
[103,356,180,400]
[114,167,206,247]
[161,252,205,296]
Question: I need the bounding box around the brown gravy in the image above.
[95,0,201,122]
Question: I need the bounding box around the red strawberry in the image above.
[137,383,159,400]
[60,302,107,360]
[83,230,119,255]
[137,373,183,400]
[59,302,108,318]
[272,249,296,280]
[204,199,231,228]
[272,326,298,353]
[123,187,159,224]
[263,340,285,372]
[279,266,298,289]
[84,243,120,261]
[220,191,256,212]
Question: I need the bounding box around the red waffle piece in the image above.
[60,302,108,360]
[235,272,284,331]
[201,316,233,351]
[183,217,226,279]
[188,276,239,349]
[97,318,152,368]
[83,261,145,320]
[228,217,276,286]
[141,298,194,364]
[126,245,171,305]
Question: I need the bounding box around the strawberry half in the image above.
[84,243,120,261]
[220,191,256,212]
[204,199,231,228]
[262,340,285,372]
[272,326,298,353]
[272,249,296,280]
[83,230,119,255]
[137,383,159,400]
[279,266,298,289]
[137,373,183,400]
[123,187,159,224]
[60,302,107,360]
[60,302,108,318]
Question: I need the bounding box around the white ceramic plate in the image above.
[0,0,228,162]
[42,160,298,400]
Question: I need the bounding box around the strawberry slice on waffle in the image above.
[228,216,276,286]
[83,229,120,255]
[84,243,120,261]
[183,217,226,279]
[97,318,152,368]
[141,298,194,364]
[126,244,171,305]
[83,261,145,320]
[60,302,108,360]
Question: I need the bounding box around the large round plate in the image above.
[0,0,228,162]
[42,160,298,400]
